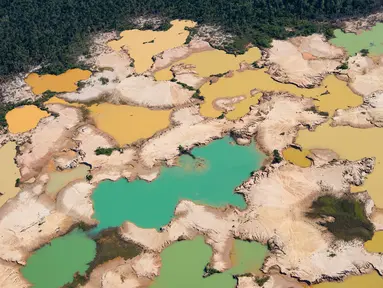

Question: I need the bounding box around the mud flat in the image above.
[25,68,92,94]
[267,34,344,87]
[5,105,49,133]
[0,142,20,207]
[89,103,172,146]
[296,123,383,208]
[16,104,81,179]
[347,55,383,97]
[108,20,196,73]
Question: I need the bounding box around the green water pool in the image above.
[21,229,96,288]
[330,23,383,55]
[150,236,268,288]
[92,137,264,230]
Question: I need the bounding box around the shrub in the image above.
[337,62,348,70]
[360,49,369,56]
[204,266,221,277]
[254,276,270,287]
[95,147,116,156]
[272,149,282,164]
[99,77,109,85]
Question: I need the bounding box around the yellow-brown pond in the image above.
[44,96,83,107]
[282,147,312,168]
[89,103,172,146]
[154,47,262,80]
[311,272,383,288]
[364,231,383,253]
[46,164,89,197]
[0,142,20,207]
[6,105,49,133]
[25,68,91,94]
[296,123,383,208]
[108,20,196,74]
[199,70,362,119]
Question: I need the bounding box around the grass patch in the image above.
[306,195,374,242]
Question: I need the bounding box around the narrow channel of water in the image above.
[92,137,264,231]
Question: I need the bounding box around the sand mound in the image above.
[267,35,343,87]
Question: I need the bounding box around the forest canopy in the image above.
[0,0,382,77]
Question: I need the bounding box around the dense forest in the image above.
[0,0,382,77]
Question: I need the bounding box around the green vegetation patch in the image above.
[271,149,282,164]
[94,147,119,156]
[306,195,374,242]
[1,0,380,77]
[63,228,142,288]
[254,275,270,287]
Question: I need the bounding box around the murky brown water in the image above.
[282,147,312,168]
[108,20,196,74]
[296,123,383,208]
[6,105,49,133]
[311,272,383,288]
[89,103,172,146]
[154,47,261,80]
[199,70,361,119]
[364,231,383,253]
[25,69,91,94]
[0,142,20,207]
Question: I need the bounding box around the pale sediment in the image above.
[266,34,344,87]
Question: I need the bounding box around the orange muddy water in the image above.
[25,69,91,94]
[89,103,171,146]
[6,105,49,133]
[108,20,196,73]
